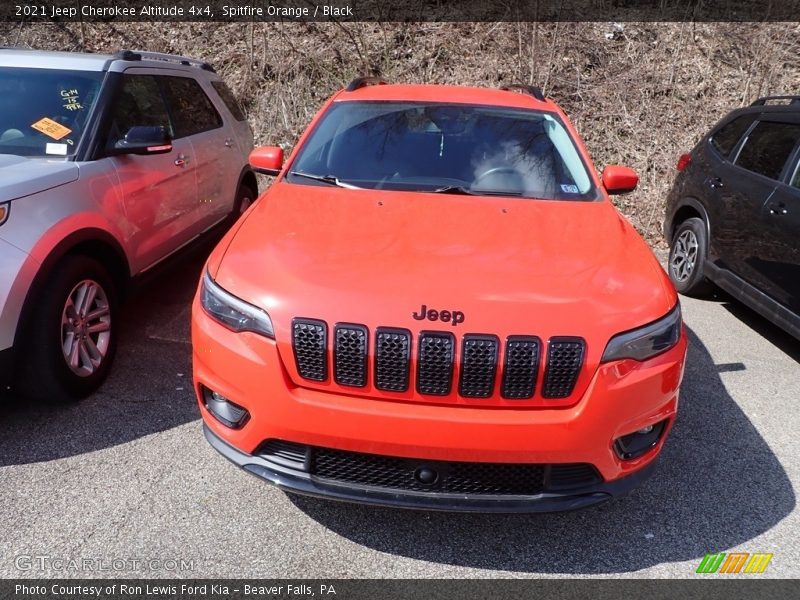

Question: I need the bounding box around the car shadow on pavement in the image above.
[720,300,800,363]
[0,248,208,467]
[289,326,795,574]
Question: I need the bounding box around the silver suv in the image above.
[0,49,256,402]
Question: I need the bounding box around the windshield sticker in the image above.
[61,89,83,111]
[560,184,580,194]
[31,117,72,141]
[45,143,68,156]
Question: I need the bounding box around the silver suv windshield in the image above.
[0,67,104,158]
[288,101,599,200]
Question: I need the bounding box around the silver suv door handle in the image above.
[174,154,189,167]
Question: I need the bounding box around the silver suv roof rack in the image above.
[116,50,216,73]
[750,95,800,106]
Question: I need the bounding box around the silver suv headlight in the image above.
[601,304,682,363]
[0,202,9,226]
[200,270,274,338]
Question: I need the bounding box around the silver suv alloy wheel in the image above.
[60,279,111,377]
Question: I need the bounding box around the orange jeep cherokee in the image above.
[192,79,687,512]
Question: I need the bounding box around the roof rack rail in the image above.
[500,84,546,102]
[751,95,800,106]
[114,50,141,62]
[345,76,387,92]
[119,50,216,73]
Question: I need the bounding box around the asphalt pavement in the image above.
[1,251,798,578]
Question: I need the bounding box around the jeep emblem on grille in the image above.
[412,304,465,326]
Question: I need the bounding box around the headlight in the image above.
[601,304,682,363]
[0,202,9,226]
[200,270,274,338]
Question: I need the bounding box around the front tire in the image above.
[17,255,118,403]
[668,217,713,297]
[232,183,257,218]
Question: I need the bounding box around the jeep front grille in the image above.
[542,337,585,399]
[416,332,455,395]
[459,335,499,398]
[333,324,368,387]
[374,328,411,392]
[292,318,327,382]
[500,336,541,399]
[290,319,586,401]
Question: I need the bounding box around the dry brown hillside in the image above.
[3,21,799,244]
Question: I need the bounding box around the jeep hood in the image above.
[0,154,79,203]
[214,182,676,351]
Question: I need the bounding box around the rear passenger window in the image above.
[735,121,800,181]
[211,80,246,121]
[159,76,222,138]
[709,115,754,158]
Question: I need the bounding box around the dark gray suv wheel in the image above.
[668,217,713,297]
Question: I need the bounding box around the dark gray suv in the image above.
[664,95,800,340]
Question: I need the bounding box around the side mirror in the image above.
[602,165,638,195]
[111,126,172,156]
[249,146,284,176]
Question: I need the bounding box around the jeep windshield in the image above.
[287,101,599,200]
[0,67,104,158]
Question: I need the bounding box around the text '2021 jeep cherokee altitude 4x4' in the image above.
[0,49,256,402]
[193,79,688,512]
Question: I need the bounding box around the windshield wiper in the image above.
[289,171,362,189]
[434,185,523,197]
[433,185,477,195]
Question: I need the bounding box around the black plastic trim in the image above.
[500,84,546,101]
[0,346,14,390]
[333,322,369,388]
[204,424,657,513]
[291,318,329,382]
[705,261,800,341]
[500,335,541,399]
[374,327,412,392]
[416,331,455,396]
[458,333,499,399]
[345,76,387,92]
[542,336,586,399]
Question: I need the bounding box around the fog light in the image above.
[614,420,667,460]
[202,387,250,429]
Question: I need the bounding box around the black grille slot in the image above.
[257,440,309,471]
[292,318,328,382]
[542,337,585,398]
[549,463,602,490]
[416,332,455,396]
[459,335,499,398]
[334,324,368,387]
[375,328,411,392]
[501,336,541,399]
[302,443,600,495]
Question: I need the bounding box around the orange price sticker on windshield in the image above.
[31,117,72,141]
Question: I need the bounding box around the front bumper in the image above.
[193,294,687,510]
[204,423,657,512]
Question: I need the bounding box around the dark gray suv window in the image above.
[735,120,800,181]
[160,76,222,138]
[709,114,754,158]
